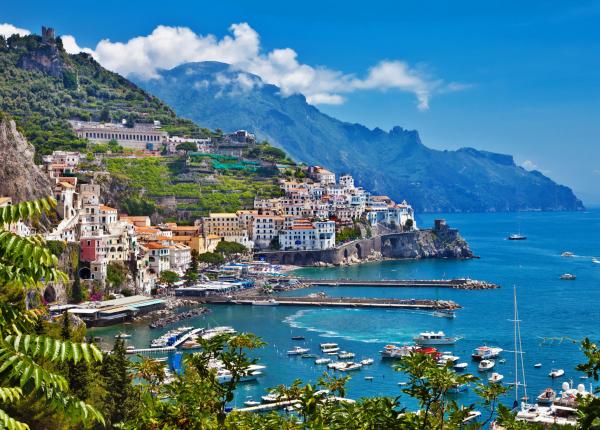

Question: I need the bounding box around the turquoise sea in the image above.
[90,210,600,409]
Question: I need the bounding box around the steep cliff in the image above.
[0,112,52,202]
[381,227,473,260]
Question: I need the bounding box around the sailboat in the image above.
[511,287,530,406]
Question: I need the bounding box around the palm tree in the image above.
[0,197,104,429]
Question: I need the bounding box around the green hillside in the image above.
[0,32,209,159]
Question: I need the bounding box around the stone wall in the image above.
[255,222,473,267]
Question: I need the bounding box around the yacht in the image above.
[548,368,565,378]
[471,346,503,361]
[287,346,310,356]
[478,359,495,372]
[251,299,280,306]
[380,344,415,359]
[536,388,556,406]
[508,234,527,241]
[453,362,468,371]
[413,331,459,346]
[315,358,331,365]
[559,273,576,280]
[488,372,504,383]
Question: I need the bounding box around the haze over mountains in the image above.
[136,62,584,213]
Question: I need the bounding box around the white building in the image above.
[252,215,285,249]
[70,121,168,150]
[278,219,336,251]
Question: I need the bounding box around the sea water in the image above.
[90,210,600,409]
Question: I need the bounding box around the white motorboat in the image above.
[453,362,468,371]
[413,331,459,346]
[201,326,236,340]
[536,388,556,406]
[478,359,495,371]
[327,361,345,370]
[463,410,482,423]
[488,372,504,383]
[251,299,280,306]
[433,309,456,318]
[561,251,574,257]
[439,354,460,364]
[261,394,285,403]
[380,344,415,359]
[448,383,468,393]
[287,346,310,356]
[115,333,131,339]
[471,346,503,361]
[364,376,373,380]
[338,351,355,359]
[508,234,527,241]
[534,363,542,368]
[559,273,576,280]
[360,358,374,366]
[315,358,331,365]
[322,347,340,354]
[244,400,261,407]
[592,257,600,264]
[338,362,362,372]
[320,342,338,349]
[548,368,565,378]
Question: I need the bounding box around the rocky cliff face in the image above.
[381,227,473,260]
[0,113,52,202]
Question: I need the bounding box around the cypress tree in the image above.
[101,338,134,425]
[60,312,90,400]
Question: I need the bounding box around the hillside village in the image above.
[7,120,416,301]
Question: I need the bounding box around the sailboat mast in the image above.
[513,286,519,402]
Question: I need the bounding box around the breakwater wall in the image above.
[255,222,472,267]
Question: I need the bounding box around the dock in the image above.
[301,278,498,290]
[204,296,460,310]
[126,327,204,354]
[235,396,355,413]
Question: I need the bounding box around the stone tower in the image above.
[41,26,55,44]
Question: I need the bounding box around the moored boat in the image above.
[508,234,527,240]
[251,299,280,306]
[448,383,468,393]
[413,331,459,346]
[360,358,374,366]
[320,342,338,349]
[559,273,576,280]
[338,351,356,359]
[315,358,331,365]
[291,335,305,340]
[548,368,565,378]
[453,362,468,371]
[244,400,261,407]
[322,347,340,354]
[338,362,362,372]
[380,344,415,359]
[488,372,504,383]
[115,332,131,339]
[287,346,310,356]
[478,359,495,372]
[433,309,456,318]
[536,388,556,406]
[471,346,503,361]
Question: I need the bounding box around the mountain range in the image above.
[136,61,584,213]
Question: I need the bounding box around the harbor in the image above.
[301,278,499,290]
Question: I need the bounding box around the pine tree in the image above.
[101,338,136,425]
[60,311,91,400]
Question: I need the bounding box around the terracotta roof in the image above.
[100,205,117,212]
[58,181,75,189]
[145,242,167,249]
[134,226,160,234]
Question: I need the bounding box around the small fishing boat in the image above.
[561,251,574,257]
[360,358,374,366]
[244,400,261,407]
[287,346,310,356]
[291,335,305,340]
[115,333,131,339]
[549,368,565,378]
[478,359,495,372]
[301,353,317,359]
[508,234,527,241]
[315,358,331,365]
[488,372,504,383]
[534,363,542,368]
[560,273,576,280]
[322,347,340,354]
[413,331,459,346]
[364,376,373,381]
[536,388,556,406]
[453,362,468,371]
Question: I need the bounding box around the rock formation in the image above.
[0,113,52,202]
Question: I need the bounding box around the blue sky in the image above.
[3,0,600,203]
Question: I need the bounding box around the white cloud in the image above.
[0,23,30,38]
[521,160,538,171]
[15,22,466,109]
